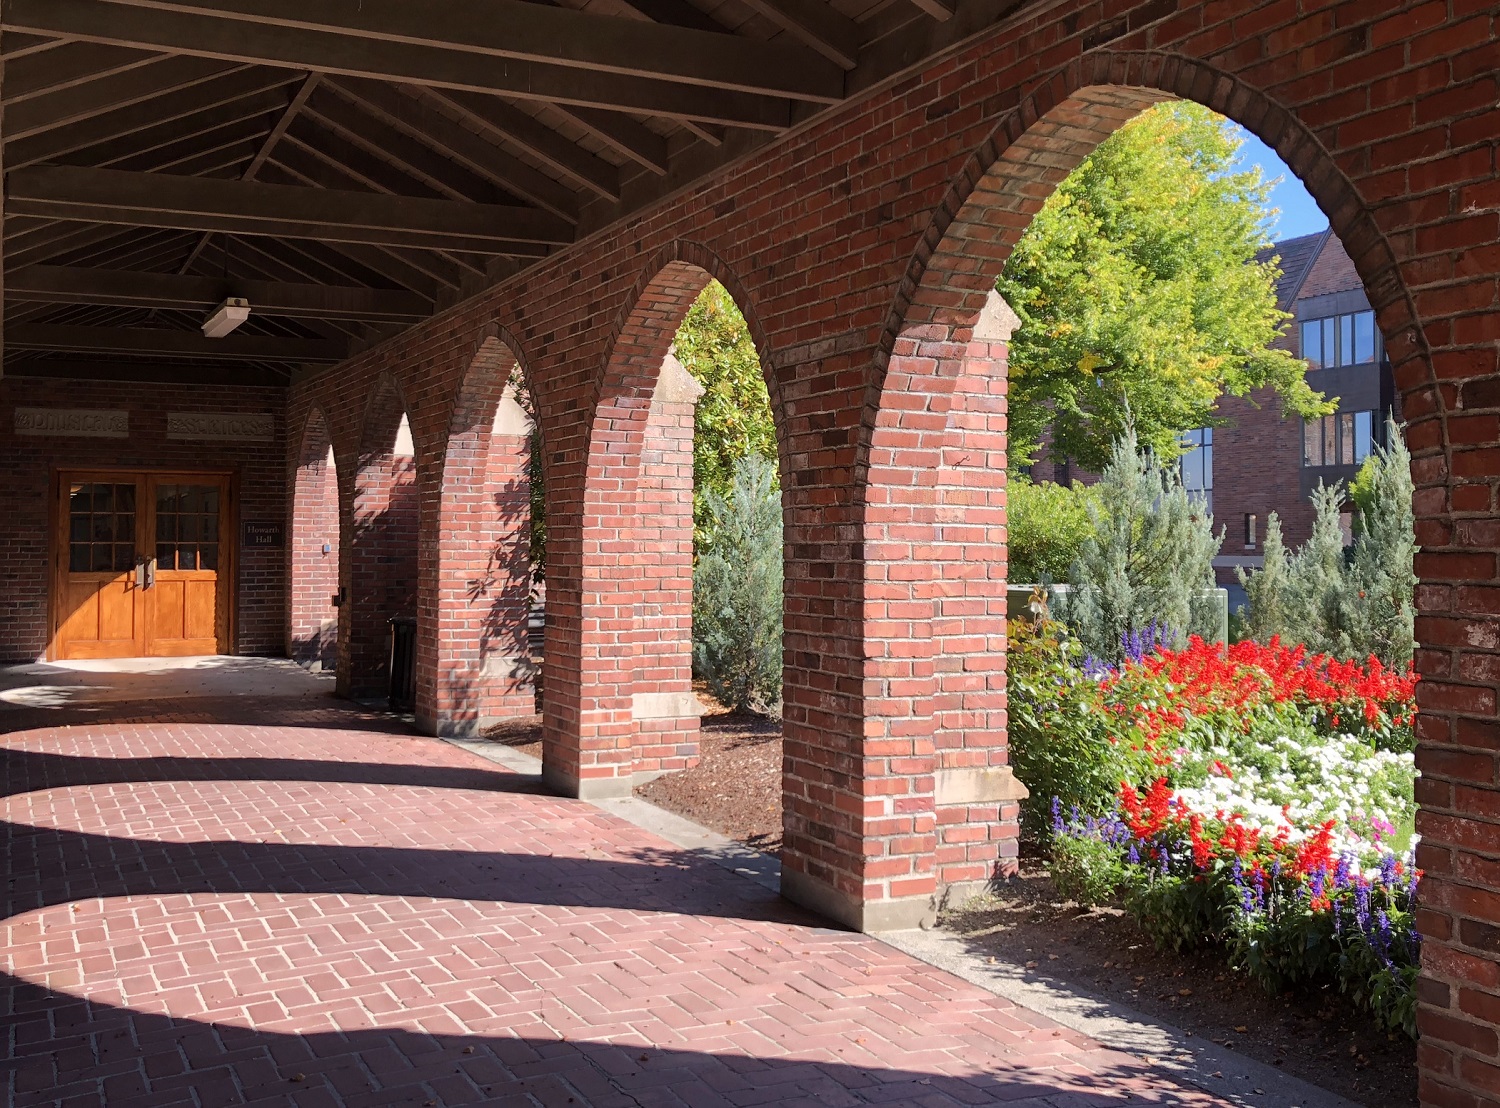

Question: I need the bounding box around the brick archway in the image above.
[871,50,1495,1102]
[542,245,776,800]
[288,406,341,672]
[344,375,419,700]
[421,329,537,736]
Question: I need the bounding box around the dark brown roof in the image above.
[1256,229,1330,313]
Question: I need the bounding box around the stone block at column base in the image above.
[779,869,937,932]
[541,763,635,800]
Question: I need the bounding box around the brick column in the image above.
[420,384,536,735]
[931,292,1026,900]
[288,421,340,671]
[632,354,704,777]
[344,423,419,701]
[780,291,1026,931]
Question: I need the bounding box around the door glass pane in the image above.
[1340,413,1355,464]
[155,482,221,575]
[70,544,90,572]
[91,545,114,572]
[113,545,136,572]
[199,544,218,571]
[92,515,114,541]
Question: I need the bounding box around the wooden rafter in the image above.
[11,264,431,322]
[8,165,575,253]
[4,0,825,128]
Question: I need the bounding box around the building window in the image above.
[1245,513,1257,550]
[1180,427,1212,516]
[1303,410,1379,467]
[1300,310,1382,369]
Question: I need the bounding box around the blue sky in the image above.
[1229,124,1329,242]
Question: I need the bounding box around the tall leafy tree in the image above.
[672,281,778,541]
[997,102,1330,472]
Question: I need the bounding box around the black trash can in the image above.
[388,616,417,711]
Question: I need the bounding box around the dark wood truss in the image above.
[0,0,1038,383]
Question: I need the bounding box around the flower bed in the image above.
[1009,618,1420,1037]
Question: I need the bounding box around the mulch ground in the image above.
[945,859,1417,1108]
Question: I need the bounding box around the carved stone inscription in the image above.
[14,408,129,438]
[167,412,275,442]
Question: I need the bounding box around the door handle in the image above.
[144,558,156,590]
[135,560,145,590]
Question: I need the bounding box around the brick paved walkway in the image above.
[2,695,1232,1107]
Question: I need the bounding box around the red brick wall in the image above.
[1301,234,1364,300]
[281,5,1499,1095]
[0,376,286,661]
[288,407,340,669]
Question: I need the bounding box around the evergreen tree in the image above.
[1062,426,1222,661]
[1237,511,1291,642]
[1285,483,1356,660]
[693,453,784,714]
[1238,423,1416,667]
[1349,423,1417,667]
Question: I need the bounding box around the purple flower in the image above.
[1051,796,1064,834]
[1379,852,1398,888]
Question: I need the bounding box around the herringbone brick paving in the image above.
[2,697,1232,1106]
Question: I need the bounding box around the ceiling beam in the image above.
[9,264,432,322]
[3,41,158,103]
[417,89,621,203]
[325,79,582,220]
[7,64,295,168]
[548,104,672,177]
[45,0,842,100]
[5,358,290,386]
[734,0,861,69]
[173,72,321,277]
[9,322,348,362]
[8,165,575,253]
[4,0,815,129]
[5,53,233,139]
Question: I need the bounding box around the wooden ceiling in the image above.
[0,0,1039,386]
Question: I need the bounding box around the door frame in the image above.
[48,466,240,662]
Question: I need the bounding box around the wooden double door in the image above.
[53,471,234,660]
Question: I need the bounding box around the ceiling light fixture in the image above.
[202,297,251,338]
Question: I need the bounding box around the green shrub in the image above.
[1007,606,1148,840]
[693,453,783,714]
[1008,478,1097,583]
[1050,833,1126,907]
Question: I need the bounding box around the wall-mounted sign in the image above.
[167,412,275,442]
[242,521,284,548]
[14,408,129,438]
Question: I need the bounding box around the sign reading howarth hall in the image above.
[167,413,275,442]
[14,408,130,438]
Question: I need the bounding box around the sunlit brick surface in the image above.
[3,703,1231,1107]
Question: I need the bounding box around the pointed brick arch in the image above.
[835,51,1450,932]
[288,405,341,671]
[345,374,420,699]
[545,246,776,799]
[422,328,537,736]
